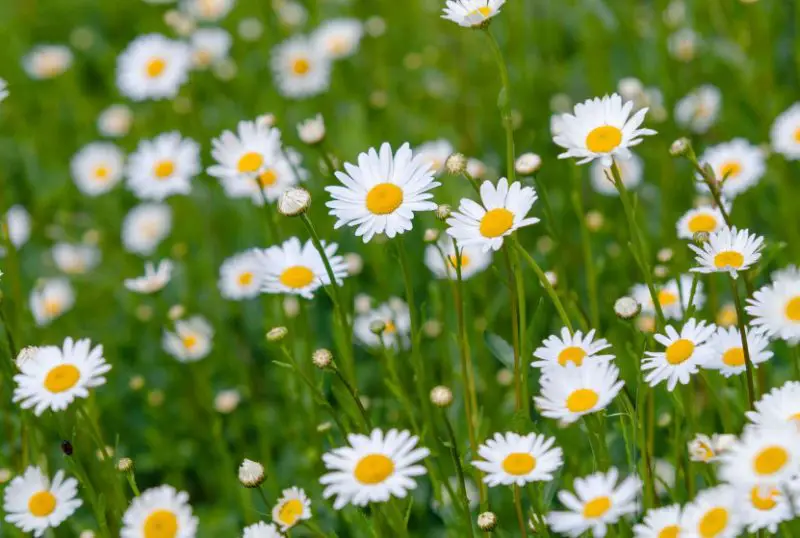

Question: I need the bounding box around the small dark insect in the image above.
[61,440,73,456]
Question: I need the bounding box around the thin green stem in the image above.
[125,470,141,497]
[332,366,372,430]
[442,412,475,537]
[729,276,757,409]
[484,28,516,182]
[515,243,573,333]
[513,486,528,538]
[502,245,523,411]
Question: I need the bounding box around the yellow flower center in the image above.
[566,388,599,413]
[557,346,587,367]
[501,453,536,475]
[582,496,611,518]
[657,525,680,538]
[194,50,212,66]
[750,486,779,511]
[143,509,179,538]
[665,339,695,365]
[280,266,315,289]
[327,37,348,55]
[722,347,745,367]
[28,490,57,517]
[468,6,492,17]
[448,254,471,270]
[366,183,404,215]
[44,299,63,316]
[698,507,728,538]
[753,446,789,476]
[785,297,800,322]
[719,161,741,181]
[237,152,264,173]
[44,364,81,393]
[277,498,304,527]
[153,160,175,179]
[146,58,167,79]
[182,334,198,350]
[238,271,254,286]
[713,250,744,269]
[790,412,800,423]
[479,208,514,238]
[717,305,737,327]
[292,58,310,75]
[258,168,278,187]
[585,125,623,153]
[688,214,717,233]
[658,290,678,307]
[94,165,110,181]
[794,128,800,143]
[696,442,714,461]
[354,454,394,485]
[384,320,397,334]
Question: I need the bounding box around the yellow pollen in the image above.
[585,125,623,153]
[657,525,680,538]
[658,290,678,307]
[790,412,800,422]
[750,486,779,511]
[794,128,800,143]
[292,58,310,75]
[448,254,471,270]
[566,388,599,413]
[713,250,744,269]
[28,491,57,517]
[666,339,695,365]
[384,320,397,334]
[44,299,63,316]
[237,152,264,173]
[258,168,278,187]
[479,208,514,238]
[194,50,212,66]
[722,347,745,367]
[753,446,789,476]
[582,496,612,518]
[153,160,175,179]
[365,183,403,215]
[698,507,728,538]
[280,266,315,289]
[688,214,717,233]
[557,346,587,367]
[354,454,394,485]
[469,6,492,17]
[146,58,167,79]
[237,271,254,286]
[143,509,179,538]
[277,498,304,527]
[719,161,741,181]
[697,442,714,461]
[501,453,536,475]
[94,165,110,181]
[44,364,81,393]
[785,297,800,322]
[182,334,198,350]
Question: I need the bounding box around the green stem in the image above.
[484,28,516,182]
[502,245,523,411]
[729,276,757,409]
[515,244,573,333]
[332,366,372,430]
[442,412,475,537]
[513,486,529,537]
[125,470,141,497]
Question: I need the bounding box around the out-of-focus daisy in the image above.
[739,484,792,534]
[353,298,411,349]
[548,468,641,538]
[271,486,311,531]
[70,142,125,196]
[13,338,110,416]
[642,319,716,391]
[471,432,563,487]
[589,152,642,196]
[704,326,772,377]
[218,250,263,300]
[680,485,741,538]
[689,227,764,279]
[747,275,800,343]
[163,316,213,362]
[631,275,705,321]
[0,78,8,102]
[423,238,492,280]
[442,0,506,27]
[255,237,347,300]
[122,203,172,256]
[534,361,624,424]
[668,28,699,62]
[319,428,429,509]
[22,45,73,79]
[313,18,363,59]
[297,114,325,145]
[116,34,191,101]
[718,426,800,486]
[675,85,722,134]
[326,142,439,243]
[5,205,31,248]
[467,158,487,179]
[415,139,454,176]
[772,264,800,285]
[120,484,198,538]
[30,279,75,326]
[697,139,765,198]
[747,381,800,431]
[688,433,736,463]
[97,104,133,138]
[770,102,800,160]
[553,93,657,166]
[446,178,538,252]
[676,205,726,239]
[3,466,82,537]
[127,131,200,201]
[243,522,283,538]
[180,0,234,22]
[190,28,232,69]
[633,504,681,538]
[271,35,331,99]
[52,243,100,275]
[124,260,173,294]
[531,328,614,371]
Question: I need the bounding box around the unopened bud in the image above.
[430,386,453,408]
[238,459,265,488]
[515,153,542,175]
[369,320,386,335]
[277,187,311,217]
[614,296,641,320]
[445,153,467,175]
[478,512,498,532]
[117,457,134,472]
[267,326,288,342]
[693,231,710,244]
[423,228,440,243]
[312,348,333,369]
[436,204,452,221]
[669,137,690,157]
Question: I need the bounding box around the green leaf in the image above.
[484,332,514,369]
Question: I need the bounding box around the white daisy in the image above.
[689,227,764,279]
[641,318,716,391]
[3,466,82,537]
[124,260,174,294]
[22,45,73,79]
[747,275,800,343]
[441,0,507,27]
[679,485,742,538]
[180,0,234,22]
[12,337,110,416]
[30,279,75,327]
[0,77,8,103]
[163,316,213,362]
[271,486,311,531]
[770,102,800,160]
[297,114,325,145]
[703,325,773,377]
[471,432,563,487]
[739,484,792,534]
[423,238,492,280]
[668,28,699,62]
[415,139,454,176]
[589,152,643,196]
[255,237,347,300]
[446,177,539,252]
[127,131,201,201]
[718,426,800,487]
[52,242,101,275]
[243,522,282,538]
[122,203,172,256]
[548,468,641,538]
[271,35,331,99]
[120,484,198,538]
[633,504,681,538]
[116,34,191,101]
[218,250,263,300]
[190,27,232,69]
[696,139,765,198]
[353,298,411,350]
[319,428,430,510]
[312,18,364,60]
[631,275,705,321]
[531,327,615,372]
[688,433,736,463]
[97,104,133,138]
[534,361,624,424]
[676,205,726,239]
[772,264,800,285]
[674,85,722,134]
[70,142,125,196]
[326,142,439,243]
[5,205,31,248]
[746,380,800,431]
[553,93,657,166]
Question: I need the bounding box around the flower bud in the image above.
[369,319,386,335]
[297,114,325,145]
[445,153,467,175]
[117,457,134,472]
[266,326,288,342]
[423,228,440,243]
[312,348,333,369]
[435,204,452,221]
[238,459,265,488]
[669,137,690,157]
[515,152,542,175]
[277,187,311,217]
[430,386,453,408]
[614,296,641,320]
[478,512,498,531]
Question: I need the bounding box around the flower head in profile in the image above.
[442,0,506,28]
[163,316,214,362]
[696,139,765,199]
[120,485,198,538]
[688,433,736,463]
[472,432,563,487]
[423,238,493,280]
[22,45,73,79]
[531,327,615,372]
[271,486,312,531]
[534,361,624,424]
[124,260,174,294]
[271,35,331,99]
[770,102,800,160]
[675,85,722,134]
[3,466,82,537]
[180,0,235,22]
[97,104,133,138]
[30,279,75,327]
[415,139,454,176]
[631,275,705,321]
[641,318,716,391]
[116,34,191,101]
[746,380,800,431]
[70,142,125,197]
[52,243,101,275]
[689,227,764,279]
[255,237,347,299]
[189,27,232,69]
[127,131,201,201]
[312,18,364,59]
[122,203,172,256]
[747,273,800,343]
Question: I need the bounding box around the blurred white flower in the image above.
[22,45,73,79]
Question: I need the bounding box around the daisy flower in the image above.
[271,486,311,531]
[739,484,792,534]
[688,433,736,463]
[13,338,110,416]
[219,250,263,300]
[641,318,716,391]
[70,142,125,196]
[415,139,454,176]
[116,34,191,101]
[534,361,624,424]
[633,504,681,538]
[423,238,492,280]
[190,27,232,69]
[297,114,325,145]
[747,275,800,343]
[746,380,800,431]
[442,0,507,28]
[30,279,75,327]
[22,45,73,79]
[471,432,563,487]
[163,316,214,362]
[3,466,82,537]
[718,426,800,486]
[770,102,800,160]
[326,142,439,243]
[689,227,764,279]
[674,85,722,134]
[589,152,643,196]
[353,298,411,350]
[180,0,234,22]
[312,18,364,59]
[5,205,31,248]
[122,203,172,256]
[772,264,800,285]
[696,139,765,198]
[668,28,699,62]
[271,35,331,99]
[243,522,283,538]
[679,485,742,538]
[124,260,173,294]
[319,428,430,509]
[52,242,101,275]
[255,237,347,300]
[446,178,539,252]
[548,468,641,538]
[531,327,615,371]
[676,205,726,240]
[631,275,704,321]
[553,93,657,166]
[127,132,200,201]
[97,104,133,138]
[704,326,773,377]
[120,484,198,538]
[0,77,8,102]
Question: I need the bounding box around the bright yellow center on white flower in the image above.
[280,266,315,289]
[146,58,167,78]
[154,160,175,179]
[582,496,611,518]
[698,507,728,538]
[44,299,63,317]
[794,128,800,143]
[557,346,586,367]
[277,498,304,527]
[688,214,717,233]
[750,486,779,511]
[143,509,179,538]
[384,320,397,334]
[479,208,514,238]
[696,441,714,461]
[753,446,789,476]
[722,347,745,367]
[237,152,264,173]
[468,6,492,17]
[501,453,536,475]
[585,125,622,153]
[258,168,278,187]
[666,339,694,365]
[657,525,679,538]
[719,161,741,181]
[566,388,599,413]
[238,271,254,286]
[713,250,744,269]
[658,290,678,307]
[292,57,310,75]
[366,183,403,215]
[354,454,394,484]
[448,254,471,270]
[182,334,198,350]
[44,364,80,393]
[94,165,110,181]
[785,297,800,321]
[28,490,57,517]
